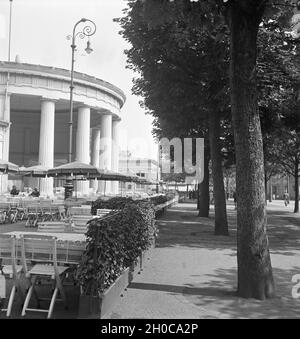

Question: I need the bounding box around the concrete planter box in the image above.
[78,267,130,319]
[129,254,143,282]
[77,237,156,319]
[141,238,156,268]
[129,239,156,282]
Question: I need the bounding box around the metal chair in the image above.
[16,199,27,221]
[0,234,24,317]
[25,203,41,227]
[7,202,19,223]
[70,215,92,233]
[0,202,9,224]
[52,204,67,221]
[40,201,55,222]
[20,234,68,318]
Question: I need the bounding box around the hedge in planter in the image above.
[91,194,172,215]
[91,197,134,215]
[75,201,156,295]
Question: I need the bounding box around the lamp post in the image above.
[67,18,96,163]
[64,18,96,200]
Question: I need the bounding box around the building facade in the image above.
[119,158,160,194]
[0,61,125,196]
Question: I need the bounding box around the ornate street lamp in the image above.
[67,18,96,163]
[64,18,96,199]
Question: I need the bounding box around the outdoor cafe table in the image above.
[5,231,86,265]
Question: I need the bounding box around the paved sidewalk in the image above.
[104,201,300,319]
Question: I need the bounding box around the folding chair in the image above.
[54,240,86,288]
[0,234,24,317]
[8,202,19,223]
[20,234,68,319]
[17,199,27,221]
[70,216,91,233]
[0,202,9,224]
[25,203,41,227]
[40,201,54,222]
[52,204,67,221]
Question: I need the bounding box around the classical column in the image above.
[0,93,11,193]
[99,113,112,195]
[39,99,55,197]
[91,128,100,192]
[111,119,120,195]
[76,106,91,195]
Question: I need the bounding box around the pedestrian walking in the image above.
[284,192,290,206]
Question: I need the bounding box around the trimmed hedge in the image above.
[91,197,133,215]
[149,195,168,205]
[91,194,174,215]
[75,201,156,295]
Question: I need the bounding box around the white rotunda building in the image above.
[0,61,125,196]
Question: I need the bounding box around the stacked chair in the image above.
[68,205,92,233]
[0,234,24,317]
[0,232,84,318]
[25,202,42,227]
[20,234,68,319]
[0,202,9,224]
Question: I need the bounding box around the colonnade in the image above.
[0,94,121,196]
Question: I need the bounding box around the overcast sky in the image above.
[0,0,158,160]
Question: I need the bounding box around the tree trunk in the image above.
[269,177,272,203]
[198,148,209,217]
[228,3,275,300]
[264,174,268,205]
[209,110,229,235]
[294,161,299,213]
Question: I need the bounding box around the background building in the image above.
[119,157,160,194]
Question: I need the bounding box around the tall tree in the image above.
[117,0,298,299]
[116,0,230,235]
[223,0,275,299]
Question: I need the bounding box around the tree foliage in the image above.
[116,0,300,300]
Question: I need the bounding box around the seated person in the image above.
[30,188,40,197]
[10,185,19,196]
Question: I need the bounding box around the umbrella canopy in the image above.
[19,165,50,177]
[137,178,154,185]
[0,159,19,173]
[47,161,100,177]
[123,170,141,183]
[90,169,132,182]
